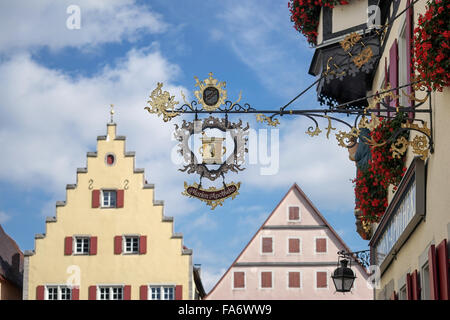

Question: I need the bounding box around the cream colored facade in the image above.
[313,0,449,300]
[24,122,201,300]
[369,0,450,300]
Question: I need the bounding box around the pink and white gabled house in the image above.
[206,183,373,300]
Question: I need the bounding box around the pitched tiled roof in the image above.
[0,225,23,288]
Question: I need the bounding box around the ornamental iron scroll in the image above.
[145,70,433,209]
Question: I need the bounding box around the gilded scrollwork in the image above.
[145,82,180,122]
[390,136,409,159]
[256,114,280,127]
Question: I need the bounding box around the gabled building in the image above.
[206,184,372,300]
[23,121,205,300]
[0,225,23,300]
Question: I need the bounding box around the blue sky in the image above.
[0,0,368,291]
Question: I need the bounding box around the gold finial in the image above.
[110,104,115,123]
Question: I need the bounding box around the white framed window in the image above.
[46,285,72,300]
[399,285,407,300]
[232,271,246,290]
[421,262,430,300]
[260,236,274,255]
[259,271,273,289]
[314,236,328,254]
[102,190,117,208]
[287,237,301,255]
[74,236,90,255]
[287,206,301,222]
[123,236,139,254]
[98,286,123,300]
[149,285,175,300]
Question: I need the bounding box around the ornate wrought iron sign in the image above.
[145,73,250,209]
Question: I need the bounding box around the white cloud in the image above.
[241,118,357,213]
[212,0,312,97]
[0,46,200,218]
[0,0,166,53]
[0,211,12,224]
[199,267,227,294]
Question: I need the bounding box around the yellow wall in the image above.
[25,123,193,300]
[369,0,450,299]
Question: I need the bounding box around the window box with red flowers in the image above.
[413,0,450,91]
[353,113,408,237]
[289,0,350,45]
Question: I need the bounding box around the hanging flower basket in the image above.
[353,112,408,224]
[288,0,350,45]
[413,0,450,91]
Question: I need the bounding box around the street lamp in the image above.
[332,249,370,293]
[332,258,356,292]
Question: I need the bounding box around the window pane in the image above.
[151,287,161,300]
[60,287,71,300]
[233,272,245,288]
[164,287,174,300]
[47,287,58,300]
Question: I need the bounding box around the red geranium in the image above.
[289,0,351,45]
[413,0,450,91]
[353,113,408,223]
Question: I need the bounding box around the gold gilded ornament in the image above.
[336,127,360,148]
[182,181,241,210]
[352,46,373,69]
[324,116,336,139]
[145,82,180,122]
[256,114,280,127]
[194,72,227,111]
[340,32,362,52]
[390,136,409,159]
[410,135,429,160]
[306,126,322,137]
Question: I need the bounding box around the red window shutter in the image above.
[428,244,440,300]
[411,270,421,300]
[317,271,327,288]
[405,0,415,120]
[124,285,131,300]
[289,207,299,220]
[175,285,183,300]
[92,189,100,208]
[88,286,97,300]
[390,291,398,300]
[139,235,147,254]
[89,236,97,255]
[406,273,413,300]
[316,238,326,253]
[437,239,450,300]
[289,238,300,253]
[384,57,390,118]
[116,189,124,208]
[72,287,79,300]
[140,285,148,300]
[289,272,300,288]
[106,154,114,165]
[233,272,245,288]
[262,237,272,253]
[389,39,399,110]
[36,285,45,300]
[114,236,122,254]
[261,272,272,288]
[64,236,73,255]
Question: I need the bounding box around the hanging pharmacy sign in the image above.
[145,73,250,209]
